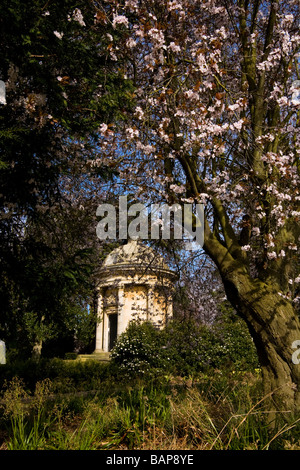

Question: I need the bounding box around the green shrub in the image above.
[209,303,259,371]
[212,317,259,371]
[110,321,169,377]
[0,358,110,393]
[65,352,78,360]
[162,319,218,375]
[111,316,259,378]
[164,314,259,374]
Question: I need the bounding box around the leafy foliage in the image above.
[0,0,134,357]
[111,314,259,378]
[110,321,164,376]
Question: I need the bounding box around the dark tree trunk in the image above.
[222,265,300,418]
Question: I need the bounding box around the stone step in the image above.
[77,352,111,362]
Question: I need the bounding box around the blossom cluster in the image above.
[93,0,300,302]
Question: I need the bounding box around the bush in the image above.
[162,320,218,375]
[110,321,166,377]
[111,316,259,378]
[0,358,110,393]
[212,316,259,371]
[65,352,78,360]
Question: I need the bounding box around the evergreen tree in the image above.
[0,0,133,357]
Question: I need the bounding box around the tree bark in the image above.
[224,268,300,413]
[211,257,300,420]
[178,149,300,418]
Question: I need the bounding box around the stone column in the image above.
[117,285,125,336]
[166,288,173,324]
[95,289,104,352]
[147,286,155,321]
[103,309,109,352]
[0,340,6,364]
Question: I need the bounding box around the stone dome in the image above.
[101,240,175,276]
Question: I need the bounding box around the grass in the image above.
[0,366,300,450]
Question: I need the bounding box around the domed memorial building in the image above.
[94,240,176,356]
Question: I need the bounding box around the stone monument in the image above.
[0,340,6,365]
[94,240,176,358]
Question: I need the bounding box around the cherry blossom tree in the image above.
[94,0,300,414]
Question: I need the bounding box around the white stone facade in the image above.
[95,240,176,352]
[0,340,6,365]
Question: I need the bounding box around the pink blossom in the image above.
[168,42,181,53]
[170,184,185,194]
[72,8,85,26]
[267,251,277,260]
[227,103,240,112]
[134,107,144,120]
[53,31,64,39]
[126,38,137,49]
[112,15,129,28]
[126,127,139,139]
[241,245,251,251]
[252,227,260,237]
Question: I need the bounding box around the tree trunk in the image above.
[202,216,300,418]
[221,265,300,419]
